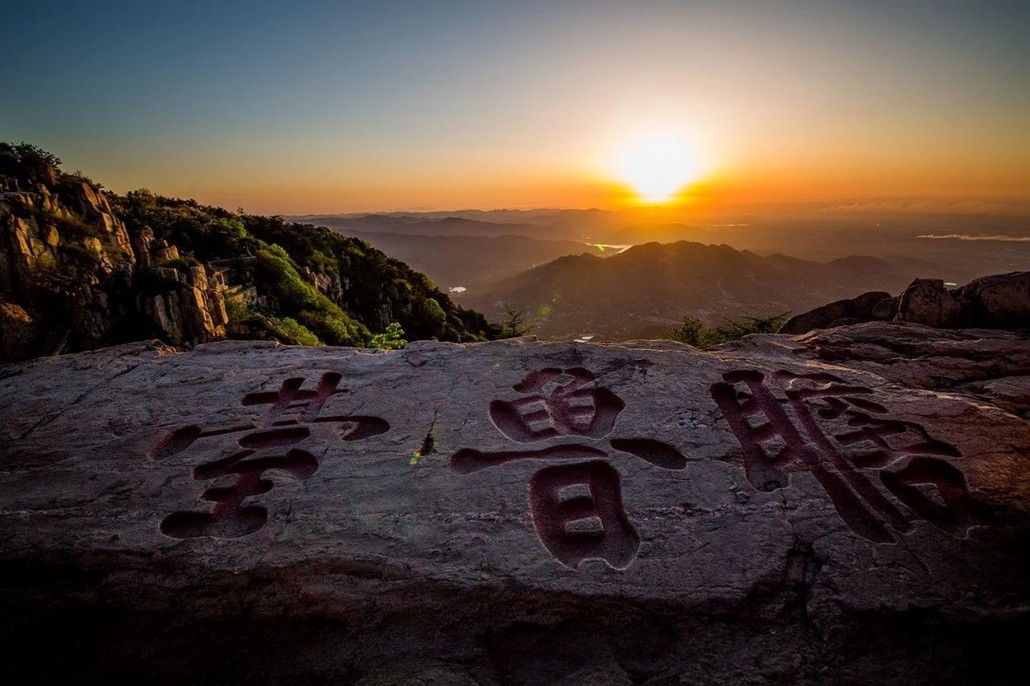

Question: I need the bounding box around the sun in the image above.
[613,131,703,204]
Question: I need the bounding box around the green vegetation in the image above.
[499,307,534,338]
[263,315,323,347]
[369,322,407,350]
[113,187,498,344]
[114,186,498,347]
[155,255,201,271]
[253,244,369,346]
[670,313,790,349]
[224,291,324,346]
[0,142,500,358]
[0,142,62,185]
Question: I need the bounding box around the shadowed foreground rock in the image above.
[779,271,1030,335]
[1,328,1028,684]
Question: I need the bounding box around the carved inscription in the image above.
[489,367,625,442]
[530,461,640,570]
[156,372,389,539]
[451,367,686,570]
[712,369,986,542]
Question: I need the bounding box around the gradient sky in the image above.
[3,0,1028,213]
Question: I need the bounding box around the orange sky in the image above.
[6,2,1029,215]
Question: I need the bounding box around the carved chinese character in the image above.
[711,369,987,542]
[489,366,624,442]
[530,461,640,570]
[452,368,687,569]
[155,372,389,539]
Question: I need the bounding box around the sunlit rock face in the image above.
[1,331,1028,684]
[0,184,227,360]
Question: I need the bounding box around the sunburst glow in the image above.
[614,132,703,204]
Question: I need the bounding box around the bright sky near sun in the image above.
[3,0,1028,213]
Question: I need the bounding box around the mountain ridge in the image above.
[464,239,938,339]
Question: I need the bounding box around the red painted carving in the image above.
[530,461,640,570]
[451,367,687,569]
[489,367,625,442]
[712,369,986,542]
[157,372,389,539]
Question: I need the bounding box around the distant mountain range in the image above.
[3,144,1024,362]
[461,241,938,339]
[294,208,620,238]
[300,209,1027,341]
[335,231,598,290]
[300,214,556,239]
[300,209,1030,289]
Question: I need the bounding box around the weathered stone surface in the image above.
[778,291,893,334]
[959,271,1030,329]
[0,184,228,360]
[784,322,1030,417]
[893,278,962,328]
[782,272,1029,335]
[1,333,1028,684]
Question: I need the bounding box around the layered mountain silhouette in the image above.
[304,214,553,238]
[464,241,936,339]
[328,231,596,290]
[4,143,1025,361]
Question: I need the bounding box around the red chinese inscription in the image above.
[156,372,389,539]
[451,367,687,569]
[711,369,987,542]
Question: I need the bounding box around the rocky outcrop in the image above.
[959,271,1030,328]
[1,191,68,293]
[728,321,1030,419]
[0,180,135,288]
[0,180,228,360]
[1,332,1027,684]
[780,272,1030,335]
[778,290,894,334]
[136,266,228,343]
[133,224,156,266]
[0,299,37,359]
[303,265,344,302]
[895,278,962,327]
[3,144,498,358]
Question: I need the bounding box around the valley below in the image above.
[308,208,1030,340]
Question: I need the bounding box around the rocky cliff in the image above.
[0,147,228,360]
[0,183,229,360]
[0,144,494,363]
[0,323,1027,684]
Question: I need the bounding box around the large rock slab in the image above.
[1,334,1028,684]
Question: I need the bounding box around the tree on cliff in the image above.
[0,143,62,186]
[369,322,407,350]
[499,307,534,338]
[670,313,789,349]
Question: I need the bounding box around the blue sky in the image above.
[3,1,1028,212]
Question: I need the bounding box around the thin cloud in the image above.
[917,233,1030,242]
